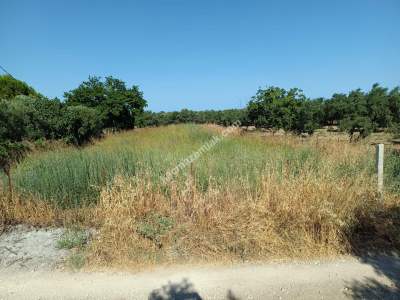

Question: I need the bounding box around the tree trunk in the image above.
[4,165,12,201]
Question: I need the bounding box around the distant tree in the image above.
[217,109,246,126]
[135,108,247,127]
[348,89,368,118]
[340,116,373,142]
[135,111,159,127]
[388,87,400,124]
[177,109,196,123]
[247,86,307,131]
[293,100,323,134]
[323,93,351,125]
[0,75,38,99]
[366,83,391,128]
[323,87,377,140]
[64,76,147,129]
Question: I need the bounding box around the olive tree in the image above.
[0,99,30,199]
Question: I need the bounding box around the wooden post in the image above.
[376,144,384,194]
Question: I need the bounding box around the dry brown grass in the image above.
[86,168,399,268]
[0,191,96,228]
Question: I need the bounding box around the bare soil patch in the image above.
[0,225,69,271]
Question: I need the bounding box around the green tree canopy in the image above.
[0,96,65,141]
[388,87,400,124]
[0,75,38,99]
[247,86,310,132]
[0,98,32,197]
[64,76,147,129]
[366,83,391,128]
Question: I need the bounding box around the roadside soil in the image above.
[0,225,68,271]
[0,225,399,299]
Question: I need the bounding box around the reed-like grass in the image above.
[1,124,378,208]
[6,125,212,207]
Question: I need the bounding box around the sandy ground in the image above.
[0,255,399,300]
[0,225,68,271]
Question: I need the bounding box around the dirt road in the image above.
[0,256,399,300]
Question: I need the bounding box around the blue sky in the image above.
[1,0,399,111]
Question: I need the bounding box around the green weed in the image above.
[57,229,88,250]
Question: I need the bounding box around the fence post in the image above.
[376,143,384,195]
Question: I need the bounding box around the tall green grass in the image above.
[384,151,400,193]
[1,124,378,208]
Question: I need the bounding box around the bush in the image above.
[61,105,103,146]
[0,98,33,197]
[0,97,32,141]
[137,213,174,247]
[390,123,400,139]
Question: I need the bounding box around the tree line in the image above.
[136,109,247,128]
[137,84,400,139]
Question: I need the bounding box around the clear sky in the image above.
[1,0,399,111]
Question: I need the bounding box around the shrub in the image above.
[68,252,86,270]
[137,213,174,247]
[390,123,400,139]
[61,105,103,146]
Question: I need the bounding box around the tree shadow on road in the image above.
[345,205,400,299]
[347,256,400,299]
[149,206,400,300]
[149,278,202,300]
[148,278,242,300]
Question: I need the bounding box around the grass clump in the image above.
[57,229,88,250]
[57,228,89,270]
[137,213,174,247]
[384,150,400,193]
[67,252,86,270]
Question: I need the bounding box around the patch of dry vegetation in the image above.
[86,168,399,268]
[0,188,95,228]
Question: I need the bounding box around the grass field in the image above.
[1,124,400,267]
[1,124,377,207]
